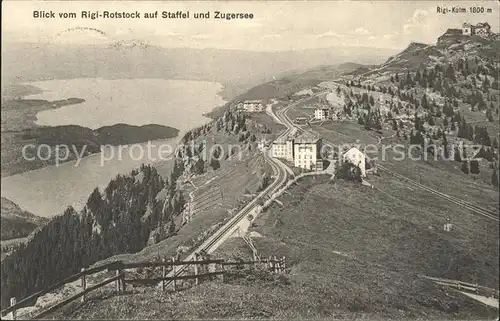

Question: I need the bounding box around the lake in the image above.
[1,78,227,217]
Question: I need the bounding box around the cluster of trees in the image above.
[358,110,383,130]
[1,163,186,309]
[492,163,499,187]
[340,90,378,119]
[386,57,499,115]
[209,146,222,171]
[335,161,363,183]
[460,160,480,175]
[472,125,492,147]
[389,66,459,99]
[455,117,493,148]
[348,55,499,185]
[186,109,260,176]
[215,110,257,144]
[466,90,488,111]
[217,110,248,135]
[182,123,213,144]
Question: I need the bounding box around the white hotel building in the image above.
[314,108,330,121]
[293,135,322,170]
[271,134,323,171]
[271,137,294,162]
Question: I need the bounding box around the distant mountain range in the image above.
[1,41,398,99]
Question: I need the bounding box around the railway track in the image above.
[162,151,285,286]
[378,165,499,222]
[162,117,291,285]
[162,93,327,284]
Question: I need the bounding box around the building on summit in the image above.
[462,22,491,37]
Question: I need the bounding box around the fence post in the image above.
[209,262,216,281]
[268,256,272,271]
[172,256,177,292]
[10,297,16,320]
[81,268,87,303]
[194,255,199,286]
[162,258,166,292]
[121,268,126,293]
[282,256,286,272]
[115,269,121,294]
[273,256,277,273]
[220,262,225,283]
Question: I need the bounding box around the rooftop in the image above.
[463,22,491,28]
[294,133,320,144]
[273,136,293,144]
[243,100,263,104]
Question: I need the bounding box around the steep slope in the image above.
[346,30,499,79]
[331,26,499,193]
[1,197,47,241]
[233,62,364,102]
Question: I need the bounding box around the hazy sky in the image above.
[2,1,499,51]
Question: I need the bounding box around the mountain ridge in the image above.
[344,29,499,78]
[1,197,47,241]
[1,42,398,100]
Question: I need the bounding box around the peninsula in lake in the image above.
[1,95,179,177]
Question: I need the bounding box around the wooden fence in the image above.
[419,275,500,298]
[2,256,286,320]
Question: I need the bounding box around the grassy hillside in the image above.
[50,269,493,320]
[214,175,498,319]
[46,175,498,319]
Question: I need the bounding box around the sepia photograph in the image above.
[1,0,499,319]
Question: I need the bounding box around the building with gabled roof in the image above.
[462,22,491,37]
[342,147,366,178]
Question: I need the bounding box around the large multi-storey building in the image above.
[271,134,323,170]
[314,108,330,120]
[271,136,294,162]
[293,135,322,170]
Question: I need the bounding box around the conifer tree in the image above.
[469,160,480,174]
[461,161,469,174]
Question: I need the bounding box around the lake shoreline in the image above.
[1,98,180,178]
[1,78,227,218]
